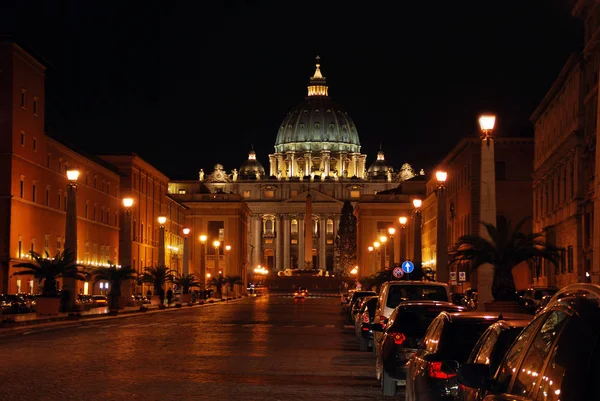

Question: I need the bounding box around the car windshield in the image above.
[439,320,496,362]
[386,285,447,308]
[534,289,557,300]
[351,291,376,304]
[390,306,463,338]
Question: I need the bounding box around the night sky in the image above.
[1,1,582,180]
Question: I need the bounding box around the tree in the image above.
[91,264,137,311]
[334,200,357,276]
[207,273,227,298]
[139,265,175,303]
[448,217,562,301]
[172,273,200,294]
[14,250,87,296]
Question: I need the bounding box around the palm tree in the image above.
[207,273,227,299]
[14,250,87,296]
[91,264,137,311]
[224,275,243,296]
[448,217,561,301]
[172,273,200,295]
[139,265,175,304]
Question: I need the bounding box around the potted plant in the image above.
[91,264,137,313]
[13,250,87,316]
[449,217,561,312]
[172,273,200,305]
[139,265,174,307]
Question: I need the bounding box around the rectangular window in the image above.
[140,223,144,243]
[350,190,360,198]
[178,189,186,194]
[20,89,26,107]
[207,221,225,254]
[64,195,67,211]
[20,179,24,198]
[33,137,37,151]
[93,206,96,221]
[32,184,36,202]
[290,190,298,197]
[263,190,275,198]
[18,239,22,258]
[45,188,49,206]
[33,97,38,115]
[57,237,62,253]
[567,245,573,273]
[57,193,61,209]
[44,234,50,255]
[85,203,88,218]
[20,131,25,145]
[47,154,51,168]
[243,190,251,198]
[560,248,566,274]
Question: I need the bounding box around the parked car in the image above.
[458,283,600,401]
[405,311,531,401]
[456,318,530,401]
[373,301,465,396]
[353,295,378,351]
[373,281,452,353]
[349,292,377,323]
[518,286,558,313]
[91,295,108,306]
[346,290,377,321]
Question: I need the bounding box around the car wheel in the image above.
[382,370,396,396]
[359,337,368,352]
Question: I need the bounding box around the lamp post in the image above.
[388,227,396,268]
[225,245,231,276]
[413,198,423,280]
[373,241,381,272]
[64,169,79,311]
[368,246,374,275]
[157,216,167,266]
[182,227,190,275]
[199,234,207,295]
[478,113,497,307]
[435,171,448,284]
[121,197,134,304]
[213,240,221,277]
[379,235,388,270]
[398,216,408,262]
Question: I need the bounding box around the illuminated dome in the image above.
[239,147,266,179]
[274,57,361,154]
[368,148,392,179]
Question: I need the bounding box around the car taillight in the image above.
[362,312,370,323]
[379,315,388,328]
[388,331,406,345]
[427,361,456,379]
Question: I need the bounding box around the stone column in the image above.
[269,154,277,177]
[304,152,312,176]
[277,155,285,178]
[253,216,262,268]
[351,154,358,177]
[283,216,290,269]
[319,216,327,270]
[289,152,295,178]
[275,215,282,271]
[298,214,305,269]
[321,151,331,177]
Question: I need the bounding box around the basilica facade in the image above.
[168,59,425,275]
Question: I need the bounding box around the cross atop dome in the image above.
[308,55,328,97]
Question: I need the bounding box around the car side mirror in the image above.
[457,363,491,390]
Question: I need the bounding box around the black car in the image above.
[355,295,379,352]
[347,290,376,321]
[457,318,530,401]
[458,283,600,401]
[405,311,531,401]
[373,301,465,396]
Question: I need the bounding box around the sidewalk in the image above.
[0,295,247,331]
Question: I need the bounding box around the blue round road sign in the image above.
[392,266,404,278]
[402,261,415,274]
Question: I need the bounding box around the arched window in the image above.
[291,219,298,234]
[265,219,273,234]
[327,219,334,234]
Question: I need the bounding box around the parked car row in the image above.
[342,282,600,401]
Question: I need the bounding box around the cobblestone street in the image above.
[0,294,395,401]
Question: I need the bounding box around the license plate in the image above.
[397,380,407,386]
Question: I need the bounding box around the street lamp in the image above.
[121,197,134,304]
[157,216,167,267]
[182,227,190,275]
[64,169,79,311]
[436,171,448,284]
[379,235,388,270]
[213,240,221,277]
[373,241,381,272]
[199,234,207,295]
[368,245,374,274]
[398,216,407,262]
[388,227,396,268]
[413,198,423,280]
[478,113,497,307]
[225,245,231,277]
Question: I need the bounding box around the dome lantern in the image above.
[307,55,328,97]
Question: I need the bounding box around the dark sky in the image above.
[1,1,582,179]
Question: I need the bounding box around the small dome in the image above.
[239,148,266,179]
[368,149,392,179]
